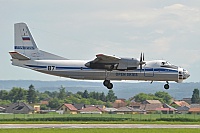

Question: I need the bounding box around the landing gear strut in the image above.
[103,70,113,89]
[164,82,169,90]
[103,80,113,89]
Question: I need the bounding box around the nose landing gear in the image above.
[164,81,169,89]
[103,80,113,89]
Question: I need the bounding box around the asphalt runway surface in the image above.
[0,124,200,129]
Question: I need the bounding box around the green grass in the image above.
[0,128,200,133]
[0,113,199,124]
[0,113,199,120]
[0,120,200,125]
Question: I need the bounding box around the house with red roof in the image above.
[156,103,177,114]
[56,104,78,114]
[170,101,190,108]
[188,104,200,114]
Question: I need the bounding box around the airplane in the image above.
[9,23,190,89]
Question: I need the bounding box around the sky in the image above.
[0,0,200,82]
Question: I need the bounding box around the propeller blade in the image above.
[139,52,145,72]
[143,53,144,61]
[140,52,143,72]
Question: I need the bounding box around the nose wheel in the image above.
[103,80,113,89]
[164,82,169,90]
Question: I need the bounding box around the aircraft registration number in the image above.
[116,73,138,76]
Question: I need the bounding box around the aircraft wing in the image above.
[95,54,121,62]
[85,54,121,70]
[86,54,139,71]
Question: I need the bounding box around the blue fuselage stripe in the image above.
[25,65,90,70]
[56,66,90,70]
[25,65,178,72]
[25,65,46,68]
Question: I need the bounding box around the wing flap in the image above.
[9,52,30,60]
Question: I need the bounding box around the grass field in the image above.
[0,113,199,125]
[0,113,199,120]
[0,128,200,133]
[0,121,200,125]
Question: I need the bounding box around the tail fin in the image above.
[14,23,67,60]
[14,23,38,57]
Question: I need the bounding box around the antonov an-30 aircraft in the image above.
[9,23,190,89]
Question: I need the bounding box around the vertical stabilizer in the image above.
[14,23,67,60]
[14,23,38,57]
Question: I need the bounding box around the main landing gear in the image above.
[164,81,169,90]
[103,80,113,89]
[103,70,113,89]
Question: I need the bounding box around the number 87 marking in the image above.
[47,66,56,71]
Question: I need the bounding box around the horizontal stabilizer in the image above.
[9,52,30,60]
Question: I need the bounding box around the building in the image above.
[140,100,163,114]
[176,106,190,114]
[142,100,162,104]
[156,104,177,114]
[0,106,6,113]
[112,99,126,108]
[129,102,141,109]
[114,106,144,114]
[104,108,118,114]
[72,103,85,110]
[34,105,40,113]
[171,101,190,108]
[188,104,200,114]
[79,106,106,114]
[85,105,105,109]
[56,104,78,114]
[5,102,34,114]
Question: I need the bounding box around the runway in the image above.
[0,124,200,129]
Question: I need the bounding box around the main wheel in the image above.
[107,83,113,89]
[103,80,110,86]
[164,84,169,89]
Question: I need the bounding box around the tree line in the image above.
[130,91,172,104]
[130,88,200,105]
[0,84,199,109]
[0,85,117,109]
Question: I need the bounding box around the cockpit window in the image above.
[161,61,171,66]
[160,61,178,69]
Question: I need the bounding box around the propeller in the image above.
[139,52,145,72]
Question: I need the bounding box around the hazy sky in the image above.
[0,0,199,82]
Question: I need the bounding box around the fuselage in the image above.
[10,23,190,90]
[11,59,190,83]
